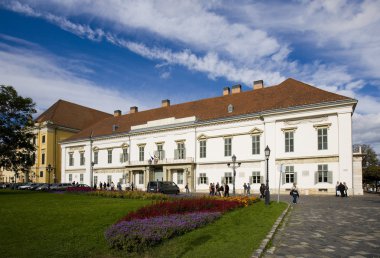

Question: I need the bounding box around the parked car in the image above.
[18,183,34,190]
[0,183,10,189]
[35,184,50,191]
[50,183,72,191]
[29,183,43,190]
[146,181,180,194]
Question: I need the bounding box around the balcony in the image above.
[154,150,165,160]
[127,156,193,167]
[174,149,186,160]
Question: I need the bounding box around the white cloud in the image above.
[0,42,144,115]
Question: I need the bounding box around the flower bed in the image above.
[105,212,221,252]
[118,198,243,222]
[87,190,171,200]
[66,186,93,192]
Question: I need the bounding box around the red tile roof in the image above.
[65,78,356,141]
[35,99,112,130]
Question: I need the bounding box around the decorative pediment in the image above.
[92,146,99,151]
[249,127,263,135]
[281,127,298,132]
[197,134,208,140]
[121,143,129,148]
[313,123,332,129]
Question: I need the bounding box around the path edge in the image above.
[251,203,291,258]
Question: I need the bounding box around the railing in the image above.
[128,157,194,166]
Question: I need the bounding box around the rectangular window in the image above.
[252,135,260,155]
[69,153,74,166]
[138,172,144,184]
[94,151,98,164]
[200,140,206,158]
[156,144,164,160]
[224,172,233,184]
[175,142,185,159]
[285,166,295,183]
[199,173,207,184]
[251,171,261,184]
[40,171,43,177]
[177,172,184,185]
[80,152,85,166]
[69,174,72,182]
[107,149,112,164]
[318,164,328,183]
[121,148,128,162]
[42,135,46,143]
[285,131,294,153]
[80,173,84,183]
[107,175,112,184]
[139,146,145,161]
[318,128,328,150]
[224,138,232,156]
[41,153,45,165]
[94,176,98,185]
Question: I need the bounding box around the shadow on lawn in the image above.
[176,235,210,257]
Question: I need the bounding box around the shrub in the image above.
[86,190,171,201]
[105,212,221,252]
[66,186,93,192]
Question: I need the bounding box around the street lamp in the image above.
[227,154,241,195]
[265,146,271,205]
[46,164,54,190]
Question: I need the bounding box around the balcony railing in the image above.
[127,156,193,166]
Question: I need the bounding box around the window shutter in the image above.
[294,172,297,183]
[314,171,318,185]
[120,153,123,163]
[260,176,264,184]
[249,176,253,184]
[221,177,224,184]
[281,172,285,185]
[206,177,209,184]
[327,171,333,184]
[197,177,200,185]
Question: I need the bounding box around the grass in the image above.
[0,190,151,258]
[0,190,287,258]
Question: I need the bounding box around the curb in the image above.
[251,203,291,258]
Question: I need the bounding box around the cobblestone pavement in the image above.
[263,194,380,258]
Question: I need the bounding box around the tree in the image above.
[0,85,36,183]
[354,144,380,192]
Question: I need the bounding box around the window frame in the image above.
[285,131,294,153]
[252,135,260,155]
[80,152,85,166]
[199,140,206,158]
[224,172,232,184]
[224,138,232,157]
[318,164,328,183]
[93,151,98,164]
[251,171,261,184]
[69,152,74,166]
[318,127,328,150]
[285,165,295,183]
[139,146,145,162]
[107,149,112,164]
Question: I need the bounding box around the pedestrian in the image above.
[343,182,348,197]
[209,183,213,195]
[72,181,75,186]
[106,182,110,190]
[338,182,345,197]
[260,183,265,198]
[215,182,220,196]
[185,183,190,193]
[224,183,229,197]
[111,182,115,191]
[247,183,251,195]
[211,183,215,195]
[243,183,247,195]
[131,182,134,191]
[336,181,340,197]
[103,182,106,190]
[117,182,121,191]
[99,181,102,190]
[220,184,224,197]
[290,183,299,204]
[93,182,97,190]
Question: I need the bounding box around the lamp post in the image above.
[46,164,54,190]
[264,146,271,205]
[227,154,241,195]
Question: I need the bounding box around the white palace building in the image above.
[60,78,363,195]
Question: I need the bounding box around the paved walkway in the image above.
[263,194,380,258]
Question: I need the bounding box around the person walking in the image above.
[243,183,247,195]
[220,184,224,197]
[215,182,220,196]
[247,183,251,195]
[260,183,265,198]
[338,182,345,197]
[93,182,97,190]
[343,182,348,197]
[185,183,190,194]
[290,183,299,204]
[209,183,213,196]
[117,182,122,191]
[99,181,102,190]
[336,181,340,197]
[224,183,230,197]
[103,182,106,190]
[111,182,115,191]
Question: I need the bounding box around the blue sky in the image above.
[0,0,380,153]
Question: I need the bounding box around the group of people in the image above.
[336,181,348,197]
[242,183,251,195]
[94,181,134,191]
[209,182,229,197]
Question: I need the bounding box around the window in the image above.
[107,175,112,184]
[138,172,144,184]
[156,144,164,160]
[316,164,332,184]
[69,174,72,182]
[250,171,261,184]
[284,166,296,183]
[39,171,43,177]
[94,151,98,164]
[285,131,294,152]
[42,135,46,143]
[200,140,206,158]
[80,152,85,166]
[139,146,145,161]
[175,142,185,159]
[318,128,328,150]
[41,153,45,165]
[177,172,184,184]
[94,176,98,185]
[80,174,84,183]
[120,148,128,163]
[107,149,112,164]
[224,138,232,156]
[199,173,208,184]
[252,135,260,155]
[69,153,74,166]
[224,172,232,184]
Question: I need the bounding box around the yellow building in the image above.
[30,100,111,184]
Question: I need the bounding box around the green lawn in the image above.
[0,190,287,258]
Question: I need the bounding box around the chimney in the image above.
[223,87,230,96]
[253,80,264,90]
[130,106,138,113]
[231,84,242,94]
[113,110,122,117]
[162,99,170,107]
